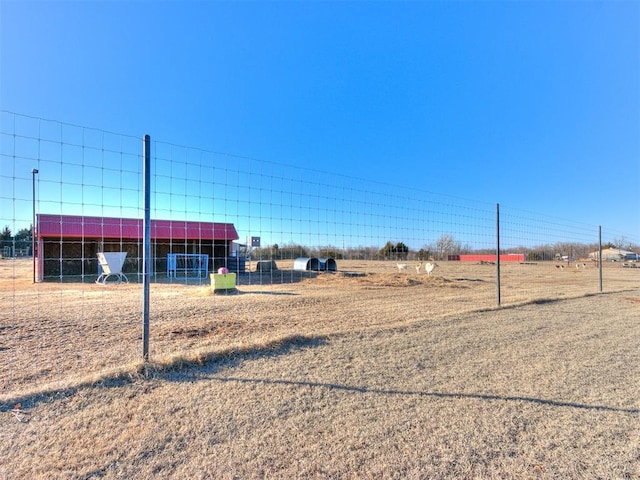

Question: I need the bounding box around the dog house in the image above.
[294,257,321,271]
[318,257,337,271]
[293,257,337,272]
[255,260,278,272]
[35,214,239,282]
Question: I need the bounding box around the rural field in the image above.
[1,257,639,478]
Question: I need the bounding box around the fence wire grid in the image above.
[1,111,639,399]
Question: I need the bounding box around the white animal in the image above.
[416,263,422,274]
[396,263,408,272]
[424,262,438,276]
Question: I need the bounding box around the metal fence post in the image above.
[598,225,603,293]
[496,203,501,306]
[143,135,151,361]
[32,168,38,283]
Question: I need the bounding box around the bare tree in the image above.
[435,234,460,260]
[612,237,635,251]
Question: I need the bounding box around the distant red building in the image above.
[448,254,525,263]
[35,214,239,281]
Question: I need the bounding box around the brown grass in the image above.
[1,258,639,478]
[2,257,637,398]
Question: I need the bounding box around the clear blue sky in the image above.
[1,0,639,246]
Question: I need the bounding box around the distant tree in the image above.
[416,248,432,261]
[394,242,409,260]
[527,251,545,262]
[460,243,474,254]
[378,241,409,260]
[345,246,379,260]
[15,226,31,242]
[612,237,630,250]
[379,241,395,260]
[270,243,309,260]
[435,234,460,260]
[317,246,343,259]
[0,225,11,240]
[12,226,32,253]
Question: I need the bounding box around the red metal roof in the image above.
[456,254,525,263]
[36,214,239,241]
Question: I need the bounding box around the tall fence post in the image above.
[496,203,501,306]
[142,135,151,361]
[32,168,38,283]
[598,225,603,293]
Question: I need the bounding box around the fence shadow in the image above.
[0,334,327,410]
[208,376,639,414]
[237,269,319,286]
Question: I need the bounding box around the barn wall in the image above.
[40,236,233,281]
[41,238,141,280]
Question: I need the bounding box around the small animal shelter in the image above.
[293,257,337,272]
[34,213,239,282]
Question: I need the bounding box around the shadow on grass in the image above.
[453,277,489,283]
[216,290,299,296]
[0,334,327,411]
[210,376,640,415]
[236,270,319,286]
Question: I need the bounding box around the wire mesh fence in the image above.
[1,111,639,400]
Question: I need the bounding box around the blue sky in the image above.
[1,0,639,248]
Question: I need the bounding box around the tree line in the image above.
[245,233,638,263]
[4,224,636,262]
[0,225,33,255]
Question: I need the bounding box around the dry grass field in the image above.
[1,257,639,478]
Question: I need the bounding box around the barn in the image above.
[588,248,638,262]
[35,214,239,282]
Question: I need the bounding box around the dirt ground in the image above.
[1,257,638,400]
